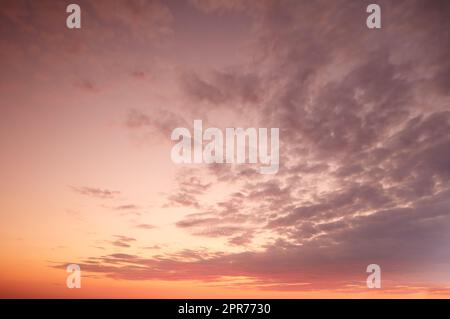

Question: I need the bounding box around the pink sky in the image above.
[1,0,450,298]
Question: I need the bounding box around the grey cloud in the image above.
[180,69,262,106]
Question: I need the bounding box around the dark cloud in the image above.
[193,226,247,238]
[114,204,140,210]
[167,0,450,286]
[125,108,188,139]
[228,231,254,246]
[188,0,248,14]
[0,0,173,84]
[135,223,156,230]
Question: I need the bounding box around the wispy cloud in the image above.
[70,186,120,199]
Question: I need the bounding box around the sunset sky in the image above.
[1,0,450,298]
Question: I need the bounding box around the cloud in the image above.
[70,186,120,199]
[179,69,262,106]
[50,0,450,292]
[110,235,136,248]
[131,70,148,80]
[74,80,101,93]
[141,245,162,250]
[125,108,188,140]
[114,204,140,210]
[164,168,213,209]
[135,224,156,230]
[188,0,249,14]
[53,191,450,290]
[228,231,254,246]
[163,0,450,287]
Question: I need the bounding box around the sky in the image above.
[0,0,450,298]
